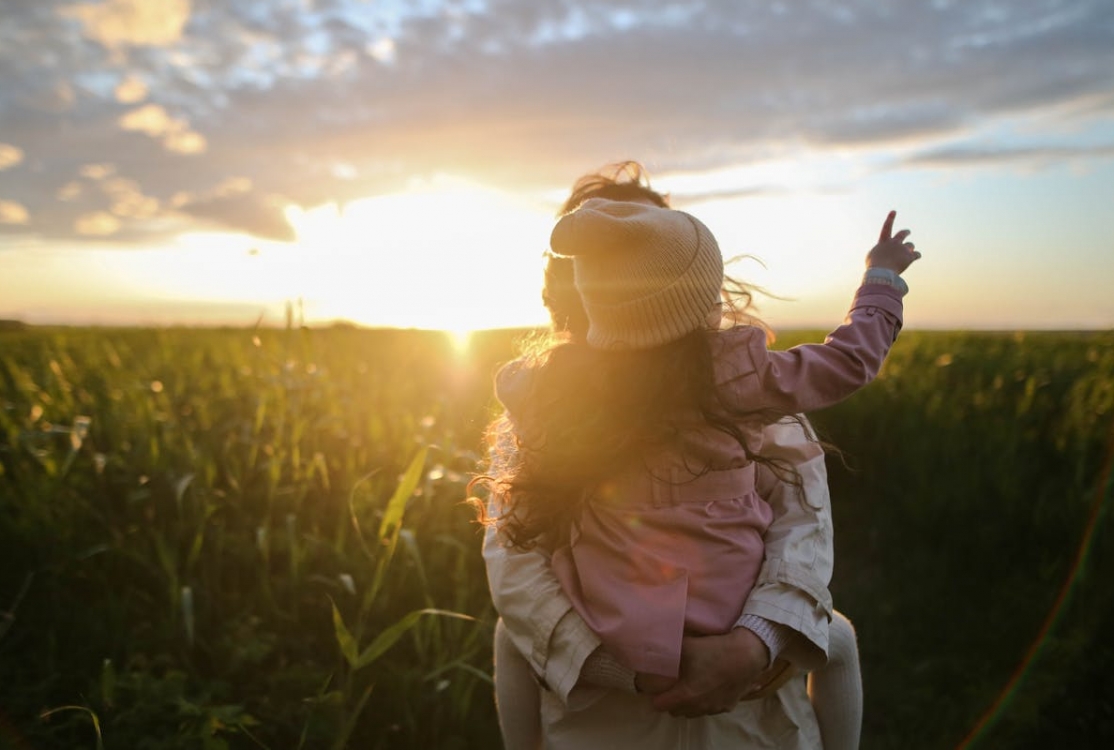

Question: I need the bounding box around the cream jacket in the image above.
[483,417,835,749]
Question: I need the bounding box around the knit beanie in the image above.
[549,198,724,350]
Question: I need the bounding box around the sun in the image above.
[282,175,555,334]
[444,327,474,354]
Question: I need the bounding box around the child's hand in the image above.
[866,210,921,275]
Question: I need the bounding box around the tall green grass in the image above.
[793,330,1114,748]
[1,326,1111,748]
[1,326,500,749]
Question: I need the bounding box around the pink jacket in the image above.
[497,282,904,678]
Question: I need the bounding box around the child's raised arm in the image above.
[716,210,921,416]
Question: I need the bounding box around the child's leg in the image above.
[494,617,543,750]
[808,610,863,750]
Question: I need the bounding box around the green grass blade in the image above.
[369,446,428,601]
[378,446,427,541]
[329,598,359,668]
[39,705,104,750]
[330,683,373,750]
[353,608,474,671]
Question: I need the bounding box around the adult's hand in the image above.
[650,627,772,718]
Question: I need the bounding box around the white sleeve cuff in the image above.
[736,614,797,667]
[579,647,637,693]
[863,267,909,296]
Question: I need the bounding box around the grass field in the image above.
[1,325,1111,749]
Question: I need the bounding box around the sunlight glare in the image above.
[284,175,554,331]
[445,328,473,353]
[119,231,301,304]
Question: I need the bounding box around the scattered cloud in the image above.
[903,142,1114,169]
[0,0,1110,245]
[0,144,24,171]
[118,104,207,154]
[213,176,253,197]
[103,177,160,219]
[366,37,397,65]
[60,0,192,49]
[0,200,30,225]
[114,74,149,103]
[178,192,296,241]
[161,174,289,239]
[80,164,117,180]
[57,181,84,201]
[75,211,122,236]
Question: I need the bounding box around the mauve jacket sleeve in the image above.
[717,284,904,414]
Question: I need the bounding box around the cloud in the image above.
[213,176,253,197]
[60,0,192,49]
[0,144,25,171]
[0,200,30,225]
[366,37,396,65]
[81,164,117,180]
[668,185,806,207]
[178,192,296,241]
[0,0,1110,246]
[57,181,84,201]
[161,174,291,239]
[114,74,149,103]
[103,177,160,219]
[75,211,122,236]
[902,142,1114,169]
[118,104,208,154]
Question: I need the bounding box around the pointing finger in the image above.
[880,210,896,242]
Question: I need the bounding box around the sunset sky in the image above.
[1,0,1112,331]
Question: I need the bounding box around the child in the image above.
[485,198,916,749]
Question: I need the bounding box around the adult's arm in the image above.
[483,517,603,703]
[738,415,834,671]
